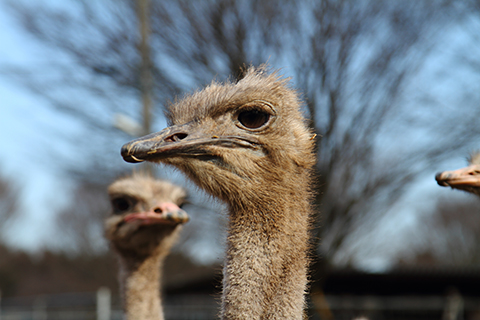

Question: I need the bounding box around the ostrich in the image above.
[121,66,316,319]
[436,152,480,197]
[105,174,189,320]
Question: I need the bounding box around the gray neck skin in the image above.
[220,198,310,320]
[118,249,165,320]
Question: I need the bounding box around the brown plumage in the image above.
[105,173,189,320]
[121,66,316,319]
[436,151,480,197]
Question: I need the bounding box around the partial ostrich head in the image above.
[436,151,480,197]
[105,174,188,258]
[104,173,189,320]
[121,66,316,319]
[122,66,315,206]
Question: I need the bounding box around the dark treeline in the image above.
[0,244,217,297]
[0,244,117,297]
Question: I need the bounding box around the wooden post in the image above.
[137,0,154,176]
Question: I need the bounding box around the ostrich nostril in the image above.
[153,208,162,214]
[164,133,188,143]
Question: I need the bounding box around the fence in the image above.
[312,294,480,320]
[1,289,479,320]
[0,289,219,320]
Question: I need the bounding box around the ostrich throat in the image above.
[119,247,166,320]
[221,176,311,320]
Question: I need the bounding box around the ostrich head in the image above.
[105,174,188,258]
[436,151,480,197]
[121,67,315,208]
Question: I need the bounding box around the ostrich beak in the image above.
[123,203,189,225]
[435,164,480,188]
[121,124,194,163]
[121,123,259,163]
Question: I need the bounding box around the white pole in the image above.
[33,295,47,320]
[97,287,111,320]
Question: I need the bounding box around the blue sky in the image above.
[0,1,223,261]
[0,5,71,248]
[1,1,480,271]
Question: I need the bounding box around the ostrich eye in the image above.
[178,197,190,209]
[111,197,134,214]
[238,110,270,129]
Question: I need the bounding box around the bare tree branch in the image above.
[5,0,480,266]
[0,173,20,240]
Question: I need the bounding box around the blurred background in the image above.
[1,0,480,319]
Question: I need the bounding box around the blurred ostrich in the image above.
[436,151,480,197]
[105,174,189,320]
[121,66,316,319]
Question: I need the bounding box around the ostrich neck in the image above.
[221,182,311,320]
[118,249,166,320]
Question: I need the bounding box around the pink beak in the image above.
[436,164,480,188]
[123,202,189,225]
